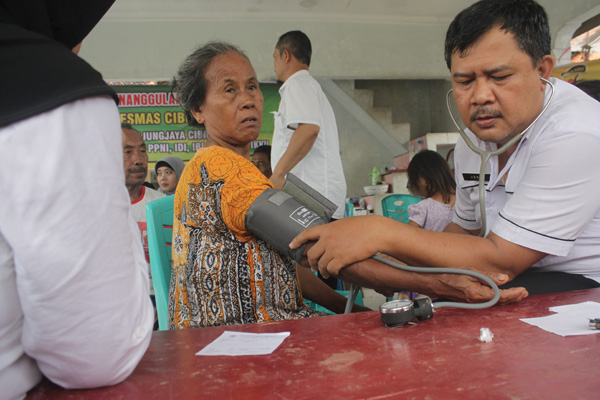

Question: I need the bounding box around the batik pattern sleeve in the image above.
[207,148,274,240]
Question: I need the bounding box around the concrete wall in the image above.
[80,19,451,83]
[328,78,457,198]
[354,79,455,140]
[79,1,600,82]
[324,89,397,199]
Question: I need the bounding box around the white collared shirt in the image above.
[271,70,347,219]
[453,78,600,282]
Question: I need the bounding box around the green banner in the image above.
[112,83,280,165]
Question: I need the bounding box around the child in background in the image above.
[406,150,455,232]
[391,150,455,302]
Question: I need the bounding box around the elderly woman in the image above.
[168,42,358,328]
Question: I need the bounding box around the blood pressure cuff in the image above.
[281,173,337,222]
[245,189,327,264]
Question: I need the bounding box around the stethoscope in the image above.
[445,77,555,236]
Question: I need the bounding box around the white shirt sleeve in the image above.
[0,97,153,391]
[282,78,322,130]
[493,131,600,256]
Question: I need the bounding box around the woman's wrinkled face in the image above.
[191,52,264,152]
[156,166,178,192]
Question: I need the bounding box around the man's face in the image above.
[252,151,272,178]
[122,128,148,187]
[450,26,548,145]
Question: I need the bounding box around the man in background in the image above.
[272,31,347,290]
[0,2,153,398]
[122,123,164,301]
[271,30,347,221]
[122,123,164,224]
[252,144,273,178]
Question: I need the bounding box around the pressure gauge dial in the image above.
[379,299,415,327]
[379,297,434,328]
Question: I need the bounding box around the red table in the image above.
[27,288,600,399]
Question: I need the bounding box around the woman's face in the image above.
[191,52,263,153]
[156,166,178,193]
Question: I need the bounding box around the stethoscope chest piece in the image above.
[379,297,434,328]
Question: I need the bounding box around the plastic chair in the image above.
[146,195,174,331]
[380,194,423,302]
[344,201,354,217]
[380,194,423,223]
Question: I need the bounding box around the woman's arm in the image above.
[296,266,371,313]
[336,258,528,305]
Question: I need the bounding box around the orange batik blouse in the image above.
[168,146,317,328]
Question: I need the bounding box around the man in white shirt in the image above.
[122,124,165,264]
[271,30,347,221]
[291,0,600,299]
[0,2,153,398]
[122,124,164,302]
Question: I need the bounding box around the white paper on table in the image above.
[520,301,600,337]
[196,331,290,356]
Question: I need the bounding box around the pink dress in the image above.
[408,198,454,232]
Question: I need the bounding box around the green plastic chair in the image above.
[146,195,174,331]
[380,194,423,301]
[344,201,354,217]
[380,194,423,223]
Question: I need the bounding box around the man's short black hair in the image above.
[253,144,271,162]
[444,0,551,69]
[276,30,312,67]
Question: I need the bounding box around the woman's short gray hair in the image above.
[171,41,247,128]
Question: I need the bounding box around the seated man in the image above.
[291,0,600,300]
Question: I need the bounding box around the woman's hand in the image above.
[428,270,528,305]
